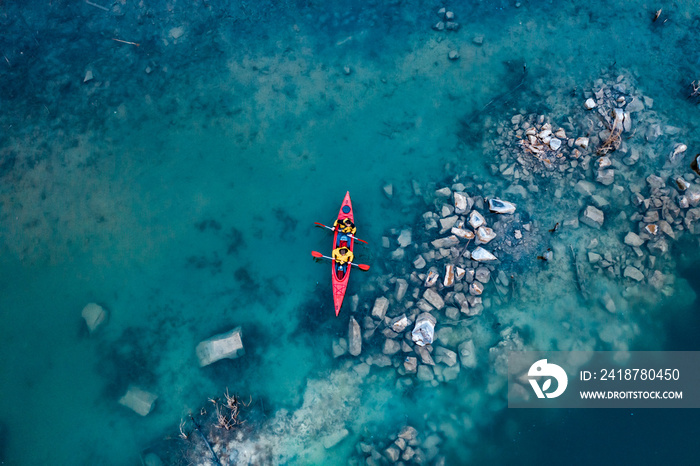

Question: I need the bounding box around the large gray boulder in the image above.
[196,327,244,367]
[412,312,437,347]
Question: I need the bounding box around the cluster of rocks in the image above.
[352,425,445,466]
[584,169,700,289]
[80,302,161,416]
[333,186,523,387]
[431,7,460,33]
[485,71,700,294]
[491,74,655,185]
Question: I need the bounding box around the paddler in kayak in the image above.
[334,217,357,235]
[332,244,354,265]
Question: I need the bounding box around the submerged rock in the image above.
[196,327,244,366]
[397,229,412,248]
[412,312,437,346]
[395,279,408,301]
[118,385,157,416]
[82,303,107,333]
[624,266,644,282]
[458,340,477,368]
[580,205,604,229]
[488,198,516,214]
[349,317,362,356]
[624,232,644,247]
[371,297,390,319]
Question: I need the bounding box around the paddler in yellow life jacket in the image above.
[334,218,357,235]
[332,245,354,265]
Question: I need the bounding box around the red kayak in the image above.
[332,192,355,316]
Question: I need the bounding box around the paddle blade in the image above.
[353,237,368,245]
[311,251,323,258]
[357,264,370,271]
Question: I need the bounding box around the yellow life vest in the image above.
[335,218,356,235]
[332,247,354,265]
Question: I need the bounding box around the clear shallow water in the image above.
[2,0,700,464]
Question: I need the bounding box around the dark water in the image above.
[2,0,700,464]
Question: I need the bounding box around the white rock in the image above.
[488,198,516,214]
[580,205,604,229]
[412,312,437,346]
[397,229,412,248]
[348,317,362,356]
[451,227,475,240]
[390,314,410,333]
[624,266,644,282]
[423,289,445,310]
[448,50,460,60]
[575,137,589,149]
[371,297,389,319]
[196,327,244,367]
[549,138,562,150]
[443,264,455,287]
[468,211,485,228]
[424,270,439,287]
[454,192,469,214]
[118,385,157,416]
[83,70,93,83]
[584,98,597,110]
[455,267,466,280]
[476,226,496,243]
[82,303,107,333]
[471,247,497,261]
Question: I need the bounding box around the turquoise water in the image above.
[2,1,700,464]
